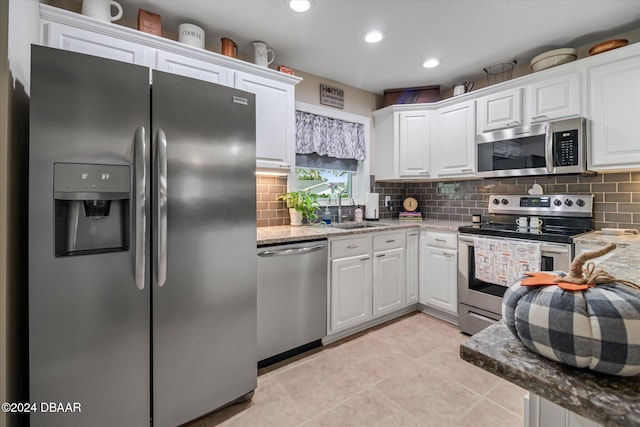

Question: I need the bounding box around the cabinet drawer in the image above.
[373,232,404,251]
[424,231,457,249]
[331,236,371,258]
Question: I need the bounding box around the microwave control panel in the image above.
[553,129,579,166]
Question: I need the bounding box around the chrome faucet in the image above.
[337,189,349,223]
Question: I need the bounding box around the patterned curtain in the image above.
[295,111,366,161]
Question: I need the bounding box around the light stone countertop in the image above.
[256,218,468,246]
[461,231,640,427]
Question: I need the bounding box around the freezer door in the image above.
[28,46,151,426]
[151,70,257,427]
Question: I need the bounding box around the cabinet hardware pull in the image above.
[385,239,395,243]
[360,257,370,261]
[376,254,385,258]
[461,168,473,172]
[347,244,358,249]
[419,171,430,175]
[408,233,418,236]
[435,238,446,242]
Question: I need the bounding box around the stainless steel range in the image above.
[457,194,594,335]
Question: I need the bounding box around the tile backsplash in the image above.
[257,172,640,230]
[371,172,640,230]
[256,175,290,227]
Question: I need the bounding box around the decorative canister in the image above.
[178,23,205,49]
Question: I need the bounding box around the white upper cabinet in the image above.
[527,73,581,123]
[588,53,640,170]
[39,4,301,173]
[235,71,295,171]
[155,50,231,86]
[398,111,432,177]
[476,87,523,133]
[42,20,154,66]
[434,100,476,177]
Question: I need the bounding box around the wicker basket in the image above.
[484,60,517,86]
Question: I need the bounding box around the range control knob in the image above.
[554,199,562,206]
[564,199,573,207]
[576,199,585,207]
[492,198,500,205]
[501,198,509,205]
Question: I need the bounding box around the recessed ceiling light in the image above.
[289,0,313,12]
[422,58,440,68]
[364,31,384,44]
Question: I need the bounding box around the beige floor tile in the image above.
[486,378,527,416]
[419,342,501,395]
[455,398,523,427]
[329,334,416,385]
[375,364,483,426]
[369,314,454,358]
[200,375,305,427]
[271,351,368,419]
[303,389,422,427]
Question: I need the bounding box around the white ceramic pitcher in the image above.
[252,41,275,67]
[81,0,123,22]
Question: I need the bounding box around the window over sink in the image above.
[294,102,370,206]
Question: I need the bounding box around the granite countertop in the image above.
[461,322,640,427]
[257,218,468,246]
[461,232,640,427]
[575,231,640,284]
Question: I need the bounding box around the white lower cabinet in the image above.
[330,255,373,332]
[420,230,458,317]
[372,232,406,318]
[527,394,602,427]
[328,230,418,336]
[405,231,420,305]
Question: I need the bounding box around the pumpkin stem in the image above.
[557,243,640,290]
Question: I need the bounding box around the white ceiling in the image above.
[118,0,640,94]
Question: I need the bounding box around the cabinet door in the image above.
[421,247,457,314]
[398,111,431,177]
[405,231,419,305]
[235,71,295,171]
[373,247,405,317]
[155,50,230,86]
[330,256,372,332]
[528,73,581,123]
[589,55,640,170]
[434,100,476,177]
[477,87,523,133]
[42,20,154,66]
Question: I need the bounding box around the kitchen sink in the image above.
[331,222,385,230]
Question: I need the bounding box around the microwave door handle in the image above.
[134,126,147,290]
[155,129,168,288]
[545,122,554,173]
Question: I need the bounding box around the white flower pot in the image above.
[289,208,303,226]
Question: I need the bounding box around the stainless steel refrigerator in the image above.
[28,45,257,427]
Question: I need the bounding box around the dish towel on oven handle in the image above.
[474,237,541,287]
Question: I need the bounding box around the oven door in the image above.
[457,234,571,330]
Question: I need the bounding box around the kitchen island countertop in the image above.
[257,218,467,246]
[461,231,640,427]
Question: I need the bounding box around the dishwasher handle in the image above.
[258,244,326,257]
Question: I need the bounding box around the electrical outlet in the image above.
[384,196,391,206]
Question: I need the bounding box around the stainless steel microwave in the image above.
[476,117,590,178]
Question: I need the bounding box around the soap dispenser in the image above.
[322,206,332,225]
[354,205,363,223]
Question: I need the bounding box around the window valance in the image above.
[295,111,366,161]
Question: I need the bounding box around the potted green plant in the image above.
[278,190,319,226]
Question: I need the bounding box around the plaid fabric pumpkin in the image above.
[502,272,640,376]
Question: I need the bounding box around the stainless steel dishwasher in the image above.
[257,239,328,366]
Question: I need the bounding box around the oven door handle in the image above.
[458,237,475,244]
[540,244,570,254]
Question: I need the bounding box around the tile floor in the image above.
[185,312,527,427]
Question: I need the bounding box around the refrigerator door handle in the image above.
[155,128,168,287]
[134,126,146,290]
